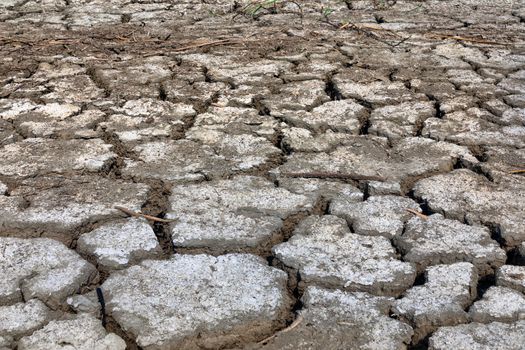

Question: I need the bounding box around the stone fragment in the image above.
[447,69,486,86]
[0,175,149,240]
[440,95,478,113]
[280,128,354,153]
[268,52,307,63]
[496,265,525,293]
[66,291,100,315]
[0,237,97,307]
[13,102,81,122]
[509,70,525,80]
[100,113,173,144]
[18,108,105,139]
[273,215,416,296]
[279,136,476,193]
[163,80,229,106]
[0,336,11,350]
[469,286,525,323]
[99,99,196,144]
[463,107,501,126]
[431,43,486,62]
[77,218,162,270]
[101,254,289,349]
[263,80,330,111]
[368,101,435,140]
[17,314,125,350]
[395,214,506,275]
[188,125,281,163]
[159,60,205,84]
[482,99,511,117]
[215,84,272,108]
[283,59,342,81]
[0,99,38,120]
[2,79,45,99]
[498,78,525,94]
[0,139,116,178]
[411,79,456,100]
[0,300,54,338]
[330,195,420,239]
[192,106,277,140]
[67,12,121,29]
[0,119,15,146]
[112,98,195,119]
[332,66,390,84]
[333,76,425,106]
[93,59,172,99]
[472,107,524,127]
[414,169,525,247]
[429,321,525,350]
[206,59,292,87]
[465,49,525,70]
[258,287,413,350]
[122,140,228,182]
[0,181,7,195]
[344,44,472,70]
[41,75,105,103]
[167,176,313,251]
[125,135,280,182]
[461,82,507,100]
[392,263,478,342]
[480,146,525,177]
[32,62,86,80]
[4,138,113,177]
[504,95,525,108]
[277,177,363,204]
[272,99,368,134]
[423,110,525,148]
[366,181,402,196]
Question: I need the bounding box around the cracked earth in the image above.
[0,0,525,349]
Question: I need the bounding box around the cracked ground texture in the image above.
[0,0,524,349]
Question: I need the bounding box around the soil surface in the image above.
[1,1,525,349]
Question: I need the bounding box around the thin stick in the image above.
[96,287,107,327]
[337,21,408,47]
[114,206,176,223]
[280,172,385,181]
[406,208,428,220]
[509,169,525,174]
[425,33,505,45]
[258,315,304,344]
[172,39,233,52]
[341,23,392,32]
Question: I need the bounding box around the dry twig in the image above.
[425,33,506,45]
[114,206,175,223]
[172,38,234,52]
[340,23,392,32]
[258,315,304,344]
[406,208,428,220]
[509,169,525,174]
[335,21,409,47]
[280,171,385,181]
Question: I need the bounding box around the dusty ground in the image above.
[1,0,525,349]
